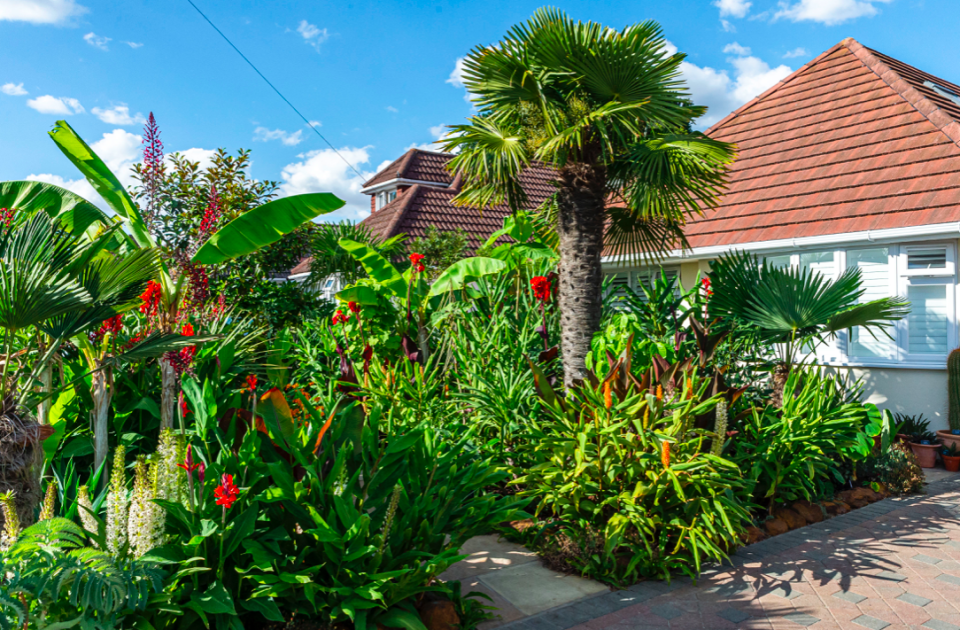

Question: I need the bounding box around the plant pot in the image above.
[911,442,940,468]
[944,454,960,472]
[938,430,960,451]
[896,433,912,444]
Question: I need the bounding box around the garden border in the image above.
[493,476,960,630]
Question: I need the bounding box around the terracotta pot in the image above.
[944,454,960,472]
[937,430,960,451]
[911,442,940,468]
[896,433,912,444]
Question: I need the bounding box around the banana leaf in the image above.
[427,257,507,297]
[48,120,152,249]
[193,193,344,264]
[0,180,112,238]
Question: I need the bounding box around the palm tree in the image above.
[441,9,736,386]
[308,221,406,290]
[707,251,910,405]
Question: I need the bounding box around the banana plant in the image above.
[335,239,508,361]
[480,210,558,269]
[48,120,345,426]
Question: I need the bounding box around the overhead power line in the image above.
[185,0,366,180]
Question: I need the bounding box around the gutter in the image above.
[601,221,960,265]
[360,178,450,195]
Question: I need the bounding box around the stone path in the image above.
[445,473,960,630]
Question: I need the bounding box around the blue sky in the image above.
[1,0,956,222]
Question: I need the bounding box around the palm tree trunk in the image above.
[160,358,177,429]
[37,366,52,426]
[556,163,607,387]
[91,366,112,489]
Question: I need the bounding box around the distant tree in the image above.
[407,225,470,280]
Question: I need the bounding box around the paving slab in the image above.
[479,561,608,616]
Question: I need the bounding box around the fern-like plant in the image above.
[0,518,163,629]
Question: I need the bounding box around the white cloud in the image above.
[677,46,793,128]
[774,0,893,25]
[307,120,321,128]
[253,127,304,146]
[446,57,467,88]
[297,20,329,51]
[723,42,751,56]
[0,0,87,24]
[27,128,142,211]
[26,94,84,115]
[279,146,374,222]
[783,47,809,58]
[386,105,399,113]
[429,124,447,139]
[1,83,27,96]
[721,19,736,32]
[169,148,218,172]
[91,104,146,125]
[124,41,143,49]
[83,32,111,51]
[715,0,752,17]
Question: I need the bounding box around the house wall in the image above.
[828,367,948,431]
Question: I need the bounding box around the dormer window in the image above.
[375,189,398,210]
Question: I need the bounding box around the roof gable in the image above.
[681,38,960,249]
[362,149,454,189]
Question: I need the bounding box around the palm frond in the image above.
[443,116,532,211]
[824,297,912,335]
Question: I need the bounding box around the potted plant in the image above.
[910,430,940,468]
[937,427,960,451]
[943,443,960,472]
[897,413,930,445]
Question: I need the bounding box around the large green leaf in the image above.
[0,180,111,237]
[428,257,508,297]
[193,193,344,264]
[335,285,381,306]
[338,238,408,298]
[47,120,152,249]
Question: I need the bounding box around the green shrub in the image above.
[729,368,873,509]
[515,361,750,585]
[858,442,924,495]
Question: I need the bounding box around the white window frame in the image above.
[761,242,958,370]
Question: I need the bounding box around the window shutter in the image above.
[847,248,896,360]
[906,284,949,355]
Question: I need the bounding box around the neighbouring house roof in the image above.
[679,37,960,251]
[359,152,556,252]
[361,149,454,190]
[288,256,313,277]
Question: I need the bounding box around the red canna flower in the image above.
[409,253,426,274]
[246,374,257,391]
[348,301,361,314]
[177,444,201,475]
[182,323,195,336]
[139,280,163,316]
[214,473,239,508]
[701,277,712,296]
[331,309,349,326]
[179,392,189,418]
[530,276,552,303]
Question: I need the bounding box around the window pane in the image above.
[799,251,835,279]
[907,284,948,354]
[907,248,947,270]
[847,248,895,359]
[763,254,791,269]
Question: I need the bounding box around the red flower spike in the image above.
[177,444,201,475]
[179,393,189,419]
[348,301,361,314]
[246,374,257,391]
[139,280,163,316]
[701,277,713,296]
[182,323,194,336]
[530,276,552,303]
[214,473,239,508]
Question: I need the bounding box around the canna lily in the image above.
[409,252,425,274]
[214,474,239,509]
[530,276,552,303]
[177,444,201,475]
[246,374,257,391]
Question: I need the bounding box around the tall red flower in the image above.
[701,277,713,297]
[531,276,552,303]
[199,185,221,237]
[140,112,164,228]
[348,301,361,314]
[409,253,426,274]
[182,323,195,336]
[139,280,163,316]
[246,374,257,392]
[331,309,349,326]
[0,207,14,227]
[214,474,239,508]
[177,444,201,476]
[179,393,189,418]
[95,314,123,341]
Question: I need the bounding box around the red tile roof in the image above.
[362,149,454,189]
[360,152,557,252]
[682,38,960,249]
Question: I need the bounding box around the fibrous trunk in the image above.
[160,357,177,429]
[37,366,52,426]
[91,366,112,488]
[555,162,607,387]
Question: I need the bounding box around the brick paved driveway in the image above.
[496,477,960,630]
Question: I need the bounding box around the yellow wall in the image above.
[679,260,711,289]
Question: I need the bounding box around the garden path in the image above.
[444,471,960,630]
